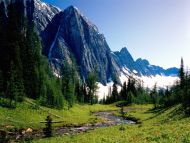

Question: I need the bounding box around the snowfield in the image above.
[96,72,178,100]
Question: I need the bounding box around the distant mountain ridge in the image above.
[0,0,179,86]
[114,47,178,77]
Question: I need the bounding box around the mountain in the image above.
[113,47,178,77]
[113,47,135,71]
[0,0,179,86]
[40,5,121,84]
[33,0,60,32]
[0,0,60,31]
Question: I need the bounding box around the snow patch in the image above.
[120,68,178,89]
[140,75,178,89]
[96,82,122,100]
[96,71,178,99]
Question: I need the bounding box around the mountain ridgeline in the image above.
[0,0,178,85]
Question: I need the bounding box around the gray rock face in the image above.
[33,0,60,32]
[1,0,178,84]
[113,47,178,77]
[48,6,120,84]
[113,47,135,71]
[0,0,60,32]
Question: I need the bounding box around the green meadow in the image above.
[34,104,190,143]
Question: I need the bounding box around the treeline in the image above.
[101,77,159,106]
[161,58,190,114]
[101,58,190,114]
[0,1,98,109]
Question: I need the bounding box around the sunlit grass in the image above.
[34,104,190,143]
[0,98,117,130]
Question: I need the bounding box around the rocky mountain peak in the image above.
[63,5,99,33]
[1,0,178,85]
[136,58,150,66]
[64,5,79,13]
[120,47,129,53]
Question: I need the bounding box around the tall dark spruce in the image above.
[0,0,64,108]
[0,1,6,95]
[5,1,25,105]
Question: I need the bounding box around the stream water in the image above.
[10,110,135,141]
[54,111,135,136]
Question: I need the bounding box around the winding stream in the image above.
[10,110,135,141]
[54,111,135,136]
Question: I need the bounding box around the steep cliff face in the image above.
[0,0,60,32]
[33,0,60,32]
[47,6,120,84]
[0,0,178,86]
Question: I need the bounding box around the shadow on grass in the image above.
[0,98,16,109]
[144,104,188,122]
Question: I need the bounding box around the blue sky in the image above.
[44,0,190,69]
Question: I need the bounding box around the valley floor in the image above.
[0,99,190,143]
[34,104,190,143]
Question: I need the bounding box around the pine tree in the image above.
[120,81,127,100]
[151,83,159,108]
[111,80,119,102]
[0,2,7,76]
[102,95,106,104]
[127,91,134,104]
[7,62,24,106]
[66,80,75,109]
[22,30,41,99]
[43,115,53,137]
[182,71,190,113]
[4,1,26,103]
[75,81,85,103]
[83,83,88,103]
[0,70,3,97]
[87,70,98,105]
[127,77,137,97]
[61,61,78,108]
[179,58,185,88]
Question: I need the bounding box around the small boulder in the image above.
[26,128,33,133]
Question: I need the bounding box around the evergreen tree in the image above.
[0,0,65,109]
[0,2,7,77]
[86,70,98,105]
[179,58,185,88]
[150,83,159,108]
[43,115,53,137]
[0,70,3,96]
[62,61,78,108]
[127,91,133,104]
[66,80,75,109]
[102,95,106,104]
[83,83,88,103]
[111,80,119,102]
[127,77,137,97]
[120,81,127,100]
[7,62,24,106]
[182,71,190,113]
[4,1,26,102]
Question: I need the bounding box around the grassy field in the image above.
[0,98,117,130]
[34,104,190,143]
[1,98,190,143]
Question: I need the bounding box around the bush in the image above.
[43,115,53,137]
[115,101,128,107]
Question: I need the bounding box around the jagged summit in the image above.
[136,58,150,66]
[63,5,99,33]
[64,5,79,12]
[120,47,130,53]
